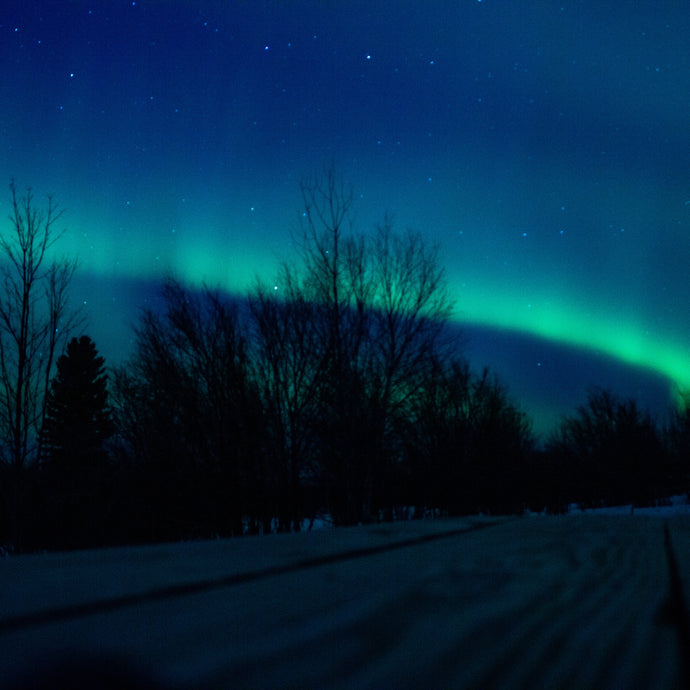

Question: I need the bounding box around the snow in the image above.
[563,494,690,518]
[2,501,690,686]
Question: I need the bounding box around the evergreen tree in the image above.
[39,335,114,471]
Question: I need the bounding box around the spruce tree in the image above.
[40,335,114,472]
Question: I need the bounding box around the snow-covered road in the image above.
[1,514,687,688]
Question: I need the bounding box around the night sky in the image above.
[2,1,689,437]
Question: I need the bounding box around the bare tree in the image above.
[0,182,79,470]
[547,388,664,508]
[297,167,358,360]
[257,166,454,525]
[249,276,327,531]
[369,216,452,421]
[405,358,533,517]
[111,279,260,539]
[0,182,80,550]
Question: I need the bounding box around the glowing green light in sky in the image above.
[450,280,690,393]
[25,195,690,405]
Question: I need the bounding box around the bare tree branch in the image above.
[0,182,80,469]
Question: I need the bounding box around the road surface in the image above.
[1,514,687,688]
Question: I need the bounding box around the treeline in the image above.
[101,169,534,545]
[538,388,690,513]
[1,172,689,552]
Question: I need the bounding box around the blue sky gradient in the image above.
[1,1,688,436]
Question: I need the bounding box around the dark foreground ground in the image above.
[1,514,689,688]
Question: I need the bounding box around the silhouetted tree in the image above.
[548,388,665,508]
[35,335,113,549]
[662,389,690,498]
[256,166,454,526]
[111,280,261,541]
[399,357,473,516]
[365,218,454,519]
[39,335,114,470]
[464,367,534,514]
[250,282,326,532]
[0,182,80,468]
[0,182,81,549]
[405,358,533,516]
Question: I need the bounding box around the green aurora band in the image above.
[61,221,690,401]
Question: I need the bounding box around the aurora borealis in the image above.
[1,1,689,436]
